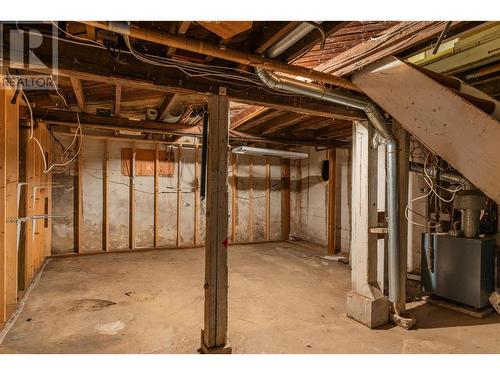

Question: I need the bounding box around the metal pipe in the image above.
[409,162,474,190]
[255,68,402,305]
[82,21,359,91]
[266,22,322,59]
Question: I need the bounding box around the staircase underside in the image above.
[352,56,500,203]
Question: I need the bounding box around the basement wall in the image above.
[51,136,284,255]
[290,147,352,252]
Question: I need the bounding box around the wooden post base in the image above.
[198,330,232,354]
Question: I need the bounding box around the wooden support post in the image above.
[44,126,52,258]
[327,149,337,254]
[176,144,182,248]
[200,94,231,354]
[230,154,237,243]
[154,143,159,248]
[103,140,109,251]
[194,143,199,246]
[1,86,19,322]
[265,158,271,241]
[346,121,388,329]
[248,156,254,242]
[395,121,410,314]
[281,159,290,241]
[129,142,136,250]
[77,147,83,253]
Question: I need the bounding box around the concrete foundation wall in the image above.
[290,147,352,251]
[51,137,284,254]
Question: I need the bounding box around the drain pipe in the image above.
[256,68,402,308]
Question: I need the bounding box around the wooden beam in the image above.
[281,159,290,241]
[157,94,176,121]
[201,94,231,353]
[83,21,358,91]
[261,112,305,135]
[198,21,253,40]
[327,149,337,254]
[70,77,86,112]
[114,84,122,117]
[230,106,269,130]
[166,21,192,57]
[85,25,96,41]
[3,31,364,120]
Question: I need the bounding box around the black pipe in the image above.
[200,109,209,201]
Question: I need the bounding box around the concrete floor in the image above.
[1,241,499,354]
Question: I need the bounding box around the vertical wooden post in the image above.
[395,121,410,314]
[281,159,290,241]
[103,140,109,251]
[248,156,254,242]
[346,121,388,328]
[194,143,199,246]
[44,126,52,258]
[265,158,270,241]
[154,143,159,248]
[1,86,19,321]
[200,94,231,353]
[76,146,83,253]
[129,142,135,250]
[230,153,237,243]
[176,144,182,248]
[327,149,337,254]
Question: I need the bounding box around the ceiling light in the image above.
[231,146,308,159]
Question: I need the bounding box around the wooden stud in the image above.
[176,144,182,248]
[265,158,271,241]
[281,159,290,241]
[77,145,83,253]
[0,86,19,321]
[129,142,136,250]
[201,94,230,352]
[103,140,109,251]
[194,143,199,246]
[230,153,238,243]
[248,156,254,242]
[154,143,159,248]
[327,149,337,254]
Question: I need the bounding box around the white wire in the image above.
[22,89,82,174]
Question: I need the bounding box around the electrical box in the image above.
[421,234,495,309]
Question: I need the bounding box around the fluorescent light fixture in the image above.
[231,146,308,159]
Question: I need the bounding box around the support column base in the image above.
[346,291,389,328]
[198,330,232,354]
